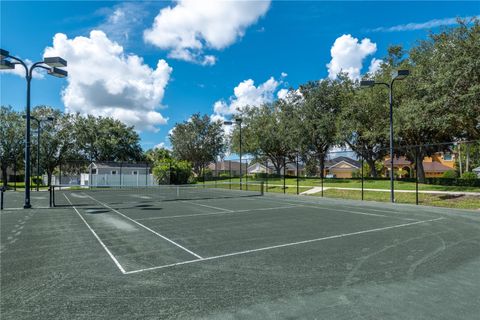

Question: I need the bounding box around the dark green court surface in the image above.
[1,190,480,319]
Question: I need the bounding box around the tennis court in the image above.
[1,184,480,319]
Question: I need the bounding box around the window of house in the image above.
[111,170,117,175]
[443,153,452,161]
[91,168,97,174]
[132,171,138,175]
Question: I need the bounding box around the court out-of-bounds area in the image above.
[1,187,480,319]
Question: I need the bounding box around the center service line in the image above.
[84,194,203,259]
[64,194,126,274]
[124,217,446,275]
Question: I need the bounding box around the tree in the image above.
[170,114,225,175]
[145,147,171,165]
[75,115,143,162]
[31,106,77,186]
[297,79,344,178]
[230,99,297,174]
[0,106,24,187]
[338,79,389,177]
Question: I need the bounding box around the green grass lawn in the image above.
[312,189,480,210]
[205,177,480,192]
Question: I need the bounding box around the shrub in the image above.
[461,172,477,180]
[442,170,458,179]
[152,159,192,185]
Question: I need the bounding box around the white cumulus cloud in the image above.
[44,30,172,132]
[368,58,383,75]
[213,77,280,117]
[144,0,271,65]
[327,34,377,80]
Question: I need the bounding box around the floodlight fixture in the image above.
[0,49,9,60]
[360,80,375,87]
[0,60,15,70]
[44,57,67,68]
[223,121,233,125]
[48,67,68,78]
[235,117,243,124]
[392,69,409,80]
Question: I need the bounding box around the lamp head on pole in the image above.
[48,67,68,78]
[360,80,375,87]
[235,118,243,124]
[43,57,67,68]
[0,49,10,60]
[0,60,15,70]
[223,121,233,126]
[392,69,409,80]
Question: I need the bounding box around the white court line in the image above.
[64,194,126,274]
[182,201,234,212]
[135,205,302,221]
[252,197,418,221]
[85,194,203,259]
[124,217,445,275]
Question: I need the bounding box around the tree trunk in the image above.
[366,159,378,178]
[416,153,426,183]
[319,156,325,178]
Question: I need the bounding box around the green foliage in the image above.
[0,106,24,187]
[170,113,225,175]
[152,159,193,185]
[74,114,143,162]
[145,147,171,165]
[461,172,477,180]
[442,170,458,179]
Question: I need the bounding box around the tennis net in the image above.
[50,182,264,207]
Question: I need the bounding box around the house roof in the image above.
[208,161,247,171]
[90,162,149,169]
[325,156,360,169]
[422,161,452,172]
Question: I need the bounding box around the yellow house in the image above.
[384,152,455,178]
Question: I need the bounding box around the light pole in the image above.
[224,118,243,189]
[1,49,67,208]
[27,116,54,191]
[361,69,409,203]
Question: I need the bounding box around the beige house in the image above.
[324,157,361,178]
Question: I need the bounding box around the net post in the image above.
[52,186,56,207]
[229,160,232,189]
[361,154,364,201]
[296,151,299,195]
[120,162,123,188]
[321,161,324,197]
[265,159,268,193]
[260,181,264,196]
[49,186,53,208]
[283,156,286,194]
[245,158,248,191]
[14,163,17,191]
[415,147,419,205]
[1,187,4,210]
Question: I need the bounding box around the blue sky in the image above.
[1,1,478,151]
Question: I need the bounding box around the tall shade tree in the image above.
[297,78,344,177]
[31,106,77,186]
[170,114,225,175]
[0,106,24,187]
[338,83,389,177]
[74,115,143,162]
[230,100,298,174]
